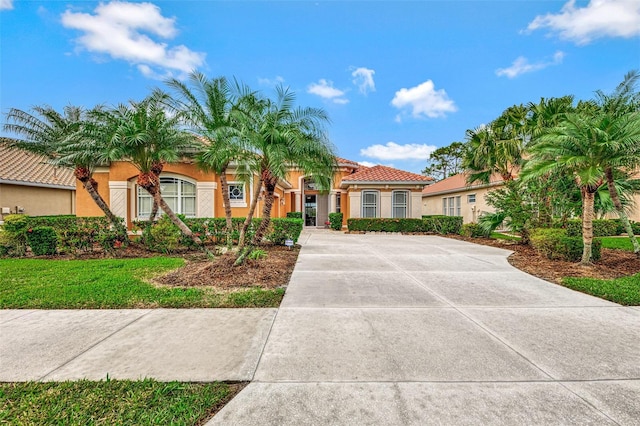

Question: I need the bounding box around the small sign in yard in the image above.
[285,239,294,249]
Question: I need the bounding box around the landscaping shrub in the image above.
[347,217,462,234]
[25,215,118,253]
[460,223,487,238]
[1,214,28,256]
[266,218,303,244]
[565,219,620,237]
[530,228,601,261]
[145,216,183,253]
[26,226,58,256]
[286,212,302,219]
[328,212,343,230]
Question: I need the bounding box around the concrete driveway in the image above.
[211,230,640,425]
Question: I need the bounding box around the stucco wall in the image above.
[348,187,424,219]
[422,186,497,223]
[0,183,75,220]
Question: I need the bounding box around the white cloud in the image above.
[307,79,349,104]
[61,1,205,78]
[526,0,640,45]
[351,67,376,94]
[258,76,285,86]
[360,142,437,161]
[496,51,565,78]
[1,0,13,10]
[391,80,457,119]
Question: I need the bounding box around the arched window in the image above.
[137,177,196,219]
[392,190,409,218]
[361,190,379,218]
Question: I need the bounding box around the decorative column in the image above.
[349,191,361,219]
[196,182,217,218]
[295,191,302,212]
[109,181,128,224]
[329,191,336,213]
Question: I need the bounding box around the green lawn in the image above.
[599,236,637,252]
[563,273,640,306]
[0,379,239,425]
[0,258,284,309]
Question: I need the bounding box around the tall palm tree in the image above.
[593,70,640,255]
[523,112,607,265]
[99,95,204,246]
[234,85,336,263]
[2,105,128,242]
[163,72,255,247]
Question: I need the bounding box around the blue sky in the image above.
[1,0,639,173]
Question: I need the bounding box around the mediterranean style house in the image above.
[76,157,434,228]
[0,145,76,223]
[422,172,640,223]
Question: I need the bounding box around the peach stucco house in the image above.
[76,157,434,228]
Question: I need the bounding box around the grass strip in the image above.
[0,258,284,309]
[563,273,640,306]
[599,236,636,252]
[0,379,239,425]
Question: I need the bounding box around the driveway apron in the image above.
[211,230,640,425]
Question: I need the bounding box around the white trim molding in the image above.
[109,181,128,224]
[196,182,216,218]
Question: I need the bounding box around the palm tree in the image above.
[593,70,640,255]
[523,112,607,265]
[2,105,128,242]
[234,85,336,263]
[163,72,255,247]
[99,95,204,246]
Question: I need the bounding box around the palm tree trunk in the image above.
[605,167,640,255]
[237,175,263,251]
[148,201,159,226]
[76,171,128,244]
[252,178,277,246]
[219,167,234,248]
[581,187,595,265]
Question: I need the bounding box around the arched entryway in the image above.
[303,177,329,227]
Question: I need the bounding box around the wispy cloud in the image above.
[496,51,565,79]
[61,1,206,78]
[391,80,457,120]
[1,0,13,11]
[307,79,349,104]
[360,142,437,161]
[351,67,376,94]
[258,76,285,87]
[526,0,640,45]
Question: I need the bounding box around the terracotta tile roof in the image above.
[422,172,505,196]
[335,157,360,167]
[0,145,76,189]
[342,165,434,184]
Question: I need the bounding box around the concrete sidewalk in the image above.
[210,230,640,425]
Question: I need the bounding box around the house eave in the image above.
[340,180,433,189]
[0,179,76,190]
[422,180,504,197]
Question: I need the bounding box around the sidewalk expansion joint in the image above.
[37,309,154,381]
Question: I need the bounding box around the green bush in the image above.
[565,219,620,237]
[460,223,487,238]
[530,228,601,261]
[26,226,58,256]
[146,216,183,253]
[1,214,28,256]
[25,215,118,253]
[347,217,462,234]
[286,212,303,219]
[266,218,303,244]
[328,212,343,230]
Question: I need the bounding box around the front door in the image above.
[305,194,317,226]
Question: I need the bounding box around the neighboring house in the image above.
[75,157,433,228]
[0,146,76,222]
[422,173,505,223]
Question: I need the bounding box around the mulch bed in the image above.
[449,235,640,284]
[154,244,300,289]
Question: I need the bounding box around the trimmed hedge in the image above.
[530,228,601,262]
[328,212,343,230]
[565,219,621,237]
[26,226,58,256]
[286,212,303,219]
[348,216,462,234]
[26,215,119,253]
[266,218,303,244]
[460,223,488,238]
